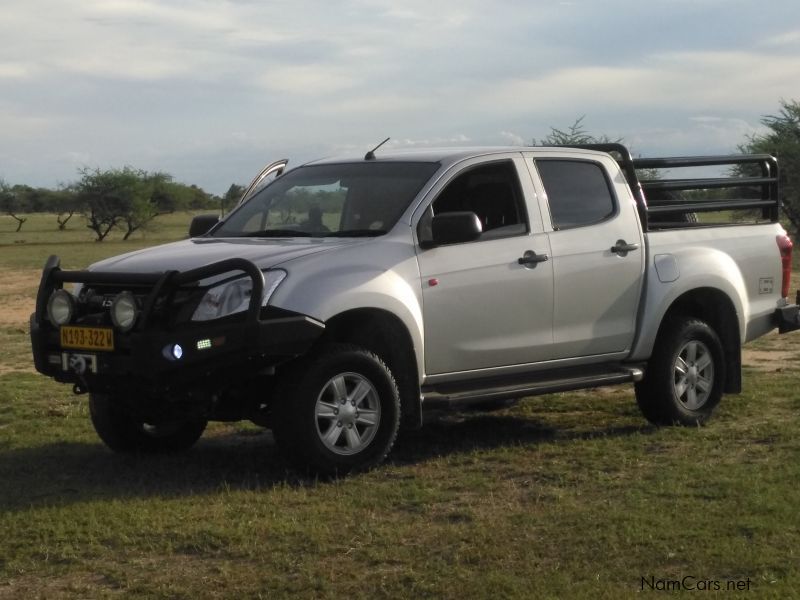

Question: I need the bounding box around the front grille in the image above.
[75,283,202,329]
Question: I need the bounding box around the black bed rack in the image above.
[571,143,780,230]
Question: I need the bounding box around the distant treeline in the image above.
[0,168,246,241]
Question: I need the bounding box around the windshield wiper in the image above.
[327,229,387,237]
[238,229,313,237]
[234,228,386,238]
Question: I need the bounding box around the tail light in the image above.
[777,234,793,298]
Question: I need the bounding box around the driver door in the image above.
[415,156,554,376]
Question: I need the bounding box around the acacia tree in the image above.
[740,100,800,236]
[222,183,245,215]
[0,180,28,232]
[76,167,146,241]
[27,186,83,229]
[119,171,177,240]
[76,167,212,240]
[534,117,659,181]
[534,115,619,146]
[4,170,214,237]
[49,187,83,230]
[186,185,216,210]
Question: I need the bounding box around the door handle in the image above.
[610,240,640,256]
[518,250,549,267]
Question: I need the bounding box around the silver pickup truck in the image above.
[30,143,800,474]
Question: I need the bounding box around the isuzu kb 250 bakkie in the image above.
[30,143,800,474]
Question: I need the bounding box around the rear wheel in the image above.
[635,317,725,426]
[271,344,400,476]
[89,393,207,453]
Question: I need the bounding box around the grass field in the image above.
[1,213,799,598]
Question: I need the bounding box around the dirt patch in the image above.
[742,330,800,372]
[0,365,34,376]
[742,348,798,372]
[0,269,39,326]
[0,269,39,374]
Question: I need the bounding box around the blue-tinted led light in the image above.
[162,343,184,361]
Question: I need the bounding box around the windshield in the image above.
[212,161,440,238]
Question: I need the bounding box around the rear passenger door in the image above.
[415,156,554,375]
[530,155,645,359]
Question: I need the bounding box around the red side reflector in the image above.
[777,234,793,298]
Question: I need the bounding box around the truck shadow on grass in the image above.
[0,413,655,511]
[392,412,652,466]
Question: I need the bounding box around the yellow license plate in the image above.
[60,326,115,351]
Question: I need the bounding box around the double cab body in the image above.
[30,144,800,473]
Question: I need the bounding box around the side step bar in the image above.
[421,365,644,411]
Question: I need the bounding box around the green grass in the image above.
[1,214,800,598]
[0,212,207,270]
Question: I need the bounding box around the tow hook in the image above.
[68,356,89,394]
[68,354,88,375]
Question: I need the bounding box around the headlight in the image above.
[111,291,139,332]
[47,289,76,325]
[191,270,286,321]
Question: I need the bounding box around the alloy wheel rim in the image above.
[315,372,381,455]
[672,340,714,410]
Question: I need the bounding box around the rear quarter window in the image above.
[536,160,616,230]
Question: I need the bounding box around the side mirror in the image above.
[425,211,482,248]
[189,214,219,237]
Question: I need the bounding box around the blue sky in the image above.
[2,0,799,195]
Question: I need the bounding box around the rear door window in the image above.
[535,160,616,230]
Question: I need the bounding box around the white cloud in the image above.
[1,0,799,191]
[391,134,471,147]
[624,116,767,157]
[761,30,800,47]
[472,50,800,118]
[0,111,54,137]
[0,62,32,79]
[352,0,475,29]
[258,65,357,95]
[322,94,432,115]
[499,131,526,146]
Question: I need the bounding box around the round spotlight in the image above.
[47,289,76,326]
[111,291,139,332]
[163,343,184,361]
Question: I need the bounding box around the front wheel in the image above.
[271,344,400,476]
[635,317,725,426]
[89,393,207,453]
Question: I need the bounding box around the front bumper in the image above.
[30,255,324,393]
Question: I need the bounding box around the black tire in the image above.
[635,317,725,426]
[89,393,207,453]
[271,343,400,476]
